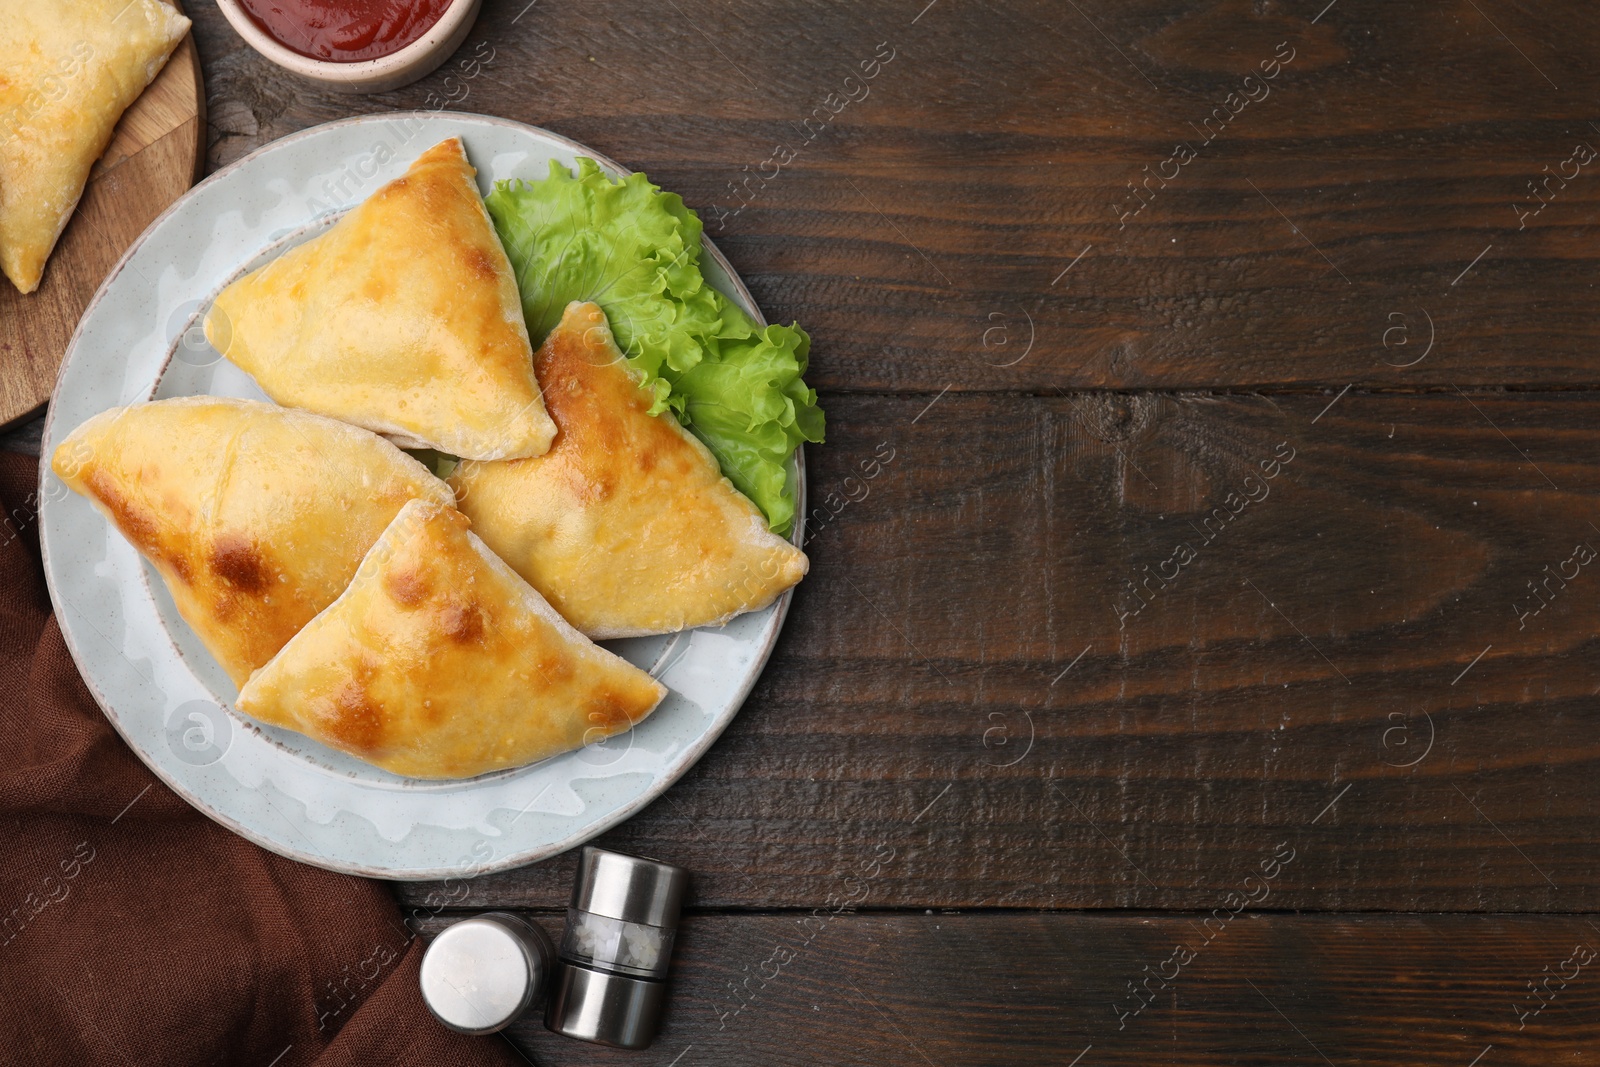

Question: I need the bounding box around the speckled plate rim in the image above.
[38,112,805,880]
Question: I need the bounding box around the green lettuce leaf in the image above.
[484,158,822,535]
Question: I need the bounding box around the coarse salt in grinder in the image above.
[545,846,688,1049]
[419,912,555,1035]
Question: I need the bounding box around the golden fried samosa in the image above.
[236,499,666,779]
[50,396,454,686]
[0,0,191,293]
[205,137,555,461]
[450,302,808,639]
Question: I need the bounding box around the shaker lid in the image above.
[571,846,687,928]
[420,913,553,1035]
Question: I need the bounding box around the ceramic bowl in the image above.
[215,0,483,94]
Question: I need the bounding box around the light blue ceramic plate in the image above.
[38,112,804,879]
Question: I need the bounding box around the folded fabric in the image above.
[0,452,521,1066]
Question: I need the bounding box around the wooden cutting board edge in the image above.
[0,28,205,430]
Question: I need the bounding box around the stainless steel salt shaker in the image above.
[545,846,688,1049]
[419,912,555,1035]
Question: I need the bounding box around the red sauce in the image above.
[239,0,452,63]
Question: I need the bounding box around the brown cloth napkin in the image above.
[0,453,524,1066]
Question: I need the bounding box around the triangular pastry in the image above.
[236,499,666,779]
[450,301,808,638]
[0,0,191,293]
[205,137,556,461]
[51,396,455,686]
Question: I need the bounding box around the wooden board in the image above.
[0,27,204,428]
[159,2,1600,1062]
[191,0,1600,395]
[415,911,1600,1066]
[396,390,1600,915]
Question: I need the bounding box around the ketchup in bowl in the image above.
[238,0,453,62]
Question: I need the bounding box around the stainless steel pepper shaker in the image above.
[419,911,555,1035]
[545,846,688,1049]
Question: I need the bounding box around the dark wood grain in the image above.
[415,911,1600,1066]
[177,3,1600,1059]
[188,0,1600,393]
[397,389,1600,913]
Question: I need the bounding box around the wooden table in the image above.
[187,1,1600,1062]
